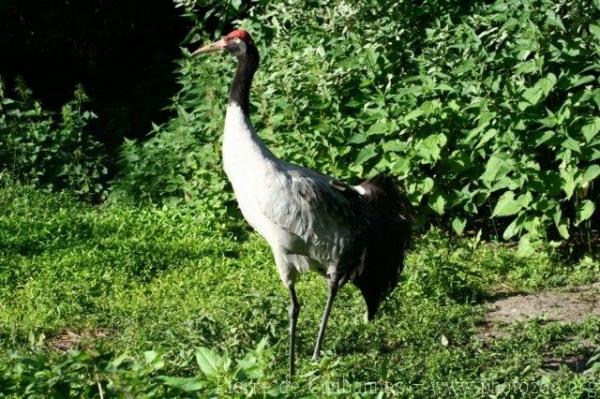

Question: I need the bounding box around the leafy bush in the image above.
[113,67,230,208]
[111,0,248,208]
[116,0,599,250]
[371,0,600,253]
[0,80,108,196]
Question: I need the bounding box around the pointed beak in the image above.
[191,38,226,56]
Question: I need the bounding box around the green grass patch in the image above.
[1,184,599,397]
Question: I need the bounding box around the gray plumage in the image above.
[194,29,411,378]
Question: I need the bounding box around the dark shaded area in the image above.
[0,0,191,150]
[542,353,593,373]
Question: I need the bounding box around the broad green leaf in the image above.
[538,115,557,128]
[403,108,424,123]
[517,236,535,257]
[416,134,446,164]
[561,137,581,153]
[517,101,531,111]
[517,192,532,208]
[420,177,434,195]
[144,350,159,364]
[576,200,596,225]
[451,217,466,235]
[518,213,542,236]
[422,100,442,115]
[382,140,406,152]
[582,164,600,184]
[143,351,165,370]
[545,10,565,31]
[540,73,557,93]
[391,157,411,176]
[366,121,389,135]
[535,130,555,146]
[522,88,542,106]
[503,217,521,240]
[521,73,556,108]
[582,118,600,143]
[349,134,367,144]
[570,75,595,88]
[455,59,475,75]
[475,129,497,149]
[590,24,600,39]
[355,144,377,165]
[481,155,511,184]
[436,83,455,93]
[560,168,577,199]
[514,60,537,75]
[160,376,205,392]
[195,347,222,376]
[476,111,494,130]
[491,176,520,192]
[492,191,522,217]
[236,355,264,380]
[553,209,570,239]
[556,223,570,239]
[428,193,446,215]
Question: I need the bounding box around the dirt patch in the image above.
[542,354,593,373]
[478,282,600,372]
[479,282,600,340]
[485,282,600,326]
[49,329,110,352]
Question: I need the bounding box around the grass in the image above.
[0,183,599,398]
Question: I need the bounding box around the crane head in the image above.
[191,29,253,57]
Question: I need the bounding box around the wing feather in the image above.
[260,166,361,241]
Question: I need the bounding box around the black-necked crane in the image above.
[193,29,410,377]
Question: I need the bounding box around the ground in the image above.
[480,282,600,373]
[484,282,600,328]
[0,184,599,398]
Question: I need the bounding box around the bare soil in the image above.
[479,282,600,372]
[49,329,110,352]
[484,282,600,328]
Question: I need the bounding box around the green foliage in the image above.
[0,340,270,397]
[1,185,599,397]
[403,231,486,304]
[116,0,599,248]
[161,339,270,394]
[112,50,232,208]
[0,80,108,196]
[587,346,600,375]
[378,0,600,250]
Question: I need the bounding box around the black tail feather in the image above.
[351,174,411,320]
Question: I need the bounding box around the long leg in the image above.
[272,250,299,377]
[312,275,340,361]
[288,285,300,378]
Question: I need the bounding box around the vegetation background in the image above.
[1,0,599,397]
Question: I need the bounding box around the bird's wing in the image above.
[259,165,362,240]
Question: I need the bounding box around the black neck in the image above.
[229,43,259,116]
